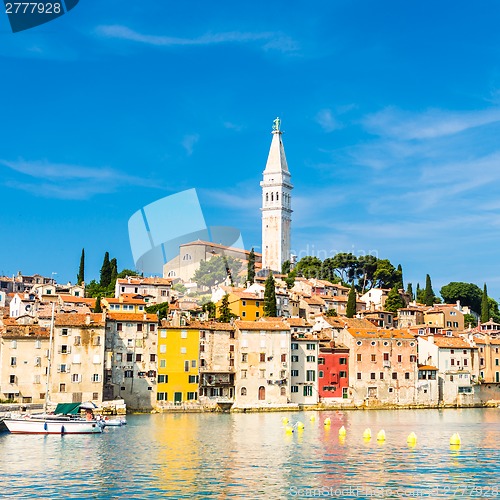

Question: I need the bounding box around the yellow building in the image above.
[156,324,201,405]
[216,291,264,321]
[101,294,148,314]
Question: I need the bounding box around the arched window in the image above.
[182,254,192,261]
[271,192,274,202]
[258,386,265,400]
[265,193,268,202]
[241,387,247,396]
[276,192,279,201]
[167,271,176,277]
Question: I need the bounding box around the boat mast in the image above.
[44,302,55,413]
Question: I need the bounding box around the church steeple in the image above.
[261,117,293,273]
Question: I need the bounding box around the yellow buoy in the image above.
[281,417,289,424]
[450,433,461,446]
[310,415,316,422]
[339,425,346,436]
[324,418,331,426]
[285,425,294,434]
[407,432,417,444]
[376,429,386,441]
[296,421,304,430]
[363,428,372,439]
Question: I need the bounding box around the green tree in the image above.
[357,255,379,292]
[100,252,112,288]
[373,259,399,289]
[423,274,436,306]
[397,264,404,289]
[295,256,322,279]
[202,301,216,319]
[173,283,187,294]
[145,301,169,322]
[285,269,296,289]
[193,256,241,289]
[218,294,233,323]
[416,283,421,302]
[463,313,477,328]
[346,285,356,318]
[406,283,414,301]
[440,282,482,313]
[281,259,291,275]
[116,269,140,279]
[327,253,359,284]
[481,283,490,323]
[247,248,256,283]
[77,248,85,285]
[85,280,106,298]
[264,272,277,317]
[110,258,118,286]
[94,296,102,313]
[384,285,405,313]
[326,308,337,317]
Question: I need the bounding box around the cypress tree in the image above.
[384,285,405,313]
[423,274,435,306]
[218,294,232,323]
[397,264,404,289]
[110,258,118,286]
[264,272,277,317]
[346,284,356,318]
[406,282,414,301]
[100,252,112,288]
[247,248,256,284]
[481,283,490,323]
[94,296,102,313]
[77,248,85,285]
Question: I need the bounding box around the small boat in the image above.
[4,402,103,435]
[101,417,127,427]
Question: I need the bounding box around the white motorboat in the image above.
[4,414,103,434]
[101,417,127,427]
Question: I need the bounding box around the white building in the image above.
[290,335,319,405]
[115,276,173,304]
[261,117,292,273]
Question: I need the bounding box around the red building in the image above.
[318,341,349,400]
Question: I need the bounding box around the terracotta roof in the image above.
[55,313,105,327]
[346,327,415,340]
[1,325,50,339]
[302,296,325,306]
[198,322,235,331]
[418,365,438,370]
[286,318,312,327]
[235,320,290,331]
[431,336,473,349]
[474,338,500,346]
[319,316,374,329]
[107,313,157,322]
[59,295,96,305]
[229,291,262,300]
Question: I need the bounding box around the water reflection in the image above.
[1,409,500,498]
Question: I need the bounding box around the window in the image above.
[303,386,313,397]
[458,386,473,394]
[117,323,122,331]
[188,375,199,383]
[371,372,376,380]
[319,371,324,378]
[72,374,81,383]
[160,330,167,338]
[371,354,376,362]
[397,355,402,363]
[291,343,298,350]
[306,343,316,350]
[241,353,248,363]
[180,347,187,354]
[136,354,142,362]
[291,355,299,362]
[339,358,347,365]
[187,392,197,400]
[74,336,81,346]
[291,386,298,393]
[241,387,247,396]
[357,373,362,380]
[392,373,397,380]
[184,361,189,372]
[115,353,122,362]
[464,359,468,366]
[34,375,41,384]
[241,370,247,379]
[451,359,455,366]
[383,352,389,361]
[339,371,347,378]
[61,328,68,336]
[318,357,325,365]
[291,370,299,377]
[35,340,41,349]
[160,360,166,368]
[405,372,410,379]
[157,392,166,401]
[34,357,41,367]
[92,374,101,382]
[59,383,66,392]
[124,370,133,378]
[410,355,416,363]
[281,354,287,363]
[93,355,101,364]
[306,370,315,382]
[255,301,260,307]
[9,375,15,384]
[10,357,16,366]
[58,364,68,373]
[160,345,166,353]
[379,372,384,380]
[127,353,133,362]
[260,353,266,362]
[306,356,316,362]
[158,375,167,383]
[10,340,17,349]
[357,354,362,362]
[150,354,156,362]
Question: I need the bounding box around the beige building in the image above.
[397,306,425,328]
[104,312,158,410]
[198,322,236,406]
[424,304,464,330]
[163,240,260,283]
[115,276,173,304]
[233,320,291,408]
[50,313,106,404]
[0,323,50,403]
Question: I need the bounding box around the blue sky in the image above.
[1,0,500,300]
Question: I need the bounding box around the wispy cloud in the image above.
[362,106,500,140]
[95,25,298,53]
[315,109,342,133]
[182,134,200,156]
[0,158,156,199]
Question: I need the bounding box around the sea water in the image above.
[1,408,499,498]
